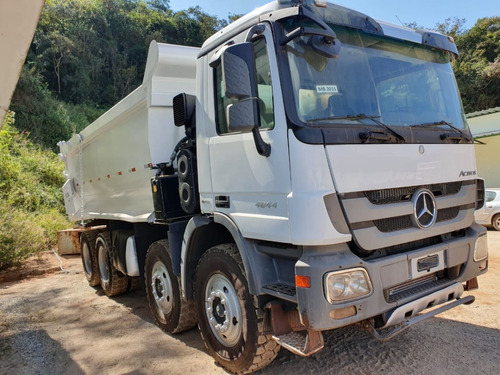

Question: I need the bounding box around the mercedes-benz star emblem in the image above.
[411,188,437,230]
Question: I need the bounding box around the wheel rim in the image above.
[151,260,173,316]
[98,243,110,284]
[204,273,242,347]
[82,241,92,275]
[495,216,500,229]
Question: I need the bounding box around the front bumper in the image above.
[295,223,487,331]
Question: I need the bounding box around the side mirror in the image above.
[227,99,259,133]
[220,42,271,157]
[222,42,258,100]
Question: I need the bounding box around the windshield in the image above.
[286,26,467,129]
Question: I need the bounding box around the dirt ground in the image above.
[1,232,499,375]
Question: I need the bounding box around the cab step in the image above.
[272,330,324,357]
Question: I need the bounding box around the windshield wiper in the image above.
[307,114,381,122]
[356,114,406,143]
[307,113,405,143]
[410,120,473,143]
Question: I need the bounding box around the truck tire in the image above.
[96,232,129,296]
[493,214,500,231]
[195,244,279,374]
[80,231,100,287]
[145,240,197,333]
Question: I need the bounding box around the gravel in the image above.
[1,231,499,375]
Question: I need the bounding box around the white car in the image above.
[475,188,500,230]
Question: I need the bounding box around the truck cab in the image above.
[184,0,487,367]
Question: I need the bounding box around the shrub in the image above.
[0,113,71,270]
[0,207,47,269]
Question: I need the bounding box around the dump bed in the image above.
[58,42,199,223]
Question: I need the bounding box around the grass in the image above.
[0,112,71,270]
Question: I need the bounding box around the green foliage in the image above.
[435,17,467,38]
[0,207,47,270]
[0,113,71,270]
[10,0,227,149]
[26,0,226,108]
[10,66,104,151]
[452,17,500,112]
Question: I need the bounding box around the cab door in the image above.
[207,27,291,243]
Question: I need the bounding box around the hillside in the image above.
[0,112,70,270]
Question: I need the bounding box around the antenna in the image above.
[395,15,404,26]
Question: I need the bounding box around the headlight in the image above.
[324,268,372,304]
[474,234,488,262]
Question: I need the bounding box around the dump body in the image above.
[59,43,198,222]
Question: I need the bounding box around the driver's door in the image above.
[208,28,291,243]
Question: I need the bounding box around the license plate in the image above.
[417,254,440,272]
[410,251,444,278]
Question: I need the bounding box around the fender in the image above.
[180,212,272,299]
[180,215,211,300]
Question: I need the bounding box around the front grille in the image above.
[373,207,461,233]
[341,179,474,256]
[374,216,413,232]
[437,206,460,222]
[365,182,462,205]
[353,230,465,260]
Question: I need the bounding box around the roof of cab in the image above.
[199,0,447,58]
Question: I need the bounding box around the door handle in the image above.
[215,195,230,208]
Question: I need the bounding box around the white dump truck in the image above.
[58,0,488,373]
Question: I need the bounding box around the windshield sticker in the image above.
[316,85,339,94]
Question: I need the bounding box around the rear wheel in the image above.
[493,214,500,231]
[145,240,197,333]
[195,244,279,374]
[80,231,100,287]
[96,232,129,296]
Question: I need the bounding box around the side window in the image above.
[215,38,274,134]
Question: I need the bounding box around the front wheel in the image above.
[195,244,279,374]
[493,214,500,231]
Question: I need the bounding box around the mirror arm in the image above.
[280,26,336,46]
[244,25,272,157]
[252,127,271,157]
[245,24,266,42]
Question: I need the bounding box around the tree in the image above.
[435,17,467,38]
[11,0,226,149]
[453,17,500,112]
[24,0,226,107]
[148,0,169,12]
